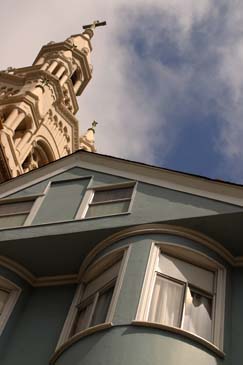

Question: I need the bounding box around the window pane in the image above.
[159,254,215,294]
[0,201,33,216]
[72,301,93,335]
[91,285,115,327]
[183,288,213,341]
[33,178,90,224]
[0,214,28,228]
[82,260,121,301]
[92,187,133,203]
[148,275,184,327]
[0,289,9,314]
[86,201,130,218]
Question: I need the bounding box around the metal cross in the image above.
[92,120,98,129]
[82,20,107,30]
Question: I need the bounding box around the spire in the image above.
[80,121,98,152]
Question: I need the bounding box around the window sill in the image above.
[50,322,113,364]
[0,211,132,231]
[132,321,225,358]
[81,211,131,220]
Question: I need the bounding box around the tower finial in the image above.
[82,20,107,30]
[82,20,107,39]
[79,121,98,152]
[91,120,98,130]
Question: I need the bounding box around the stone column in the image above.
[48,61,58,73]
[41,62,49,71]
[4,109,25,132]
[11,111,26,131]
[73,80,82,94]
[55,66,66,79]
[16,129,33,154]
[60,74,69,86]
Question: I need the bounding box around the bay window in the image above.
[148,253,214,341]
[136,244,226,350]
[70,258,122,337]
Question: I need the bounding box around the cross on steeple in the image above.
[82,20,107,30]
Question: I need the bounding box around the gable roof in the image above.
[1,150,243,206]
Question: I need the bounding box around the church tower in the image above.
[0,23,103,182]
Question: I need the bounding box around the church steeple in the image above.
[0,22,105,182]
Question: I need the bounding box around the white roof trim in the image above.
[0,151,243,206]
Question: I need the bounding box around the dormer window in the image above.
[82,183,136,219]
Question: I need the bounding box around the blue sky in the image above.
[1,1,243,183]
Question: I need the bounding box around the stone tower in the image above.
[0,26,98,182]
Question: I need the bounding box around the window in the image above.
[84,184,135,219]
[136,245,226,349]
[32,178,90,225]
[56,248,130,349]
[0,276,21,335]
[148,254,214,341]
[0,199,34,228]
[70,259,121,337]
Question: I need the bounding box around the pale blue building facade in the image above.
[0,150,242,365]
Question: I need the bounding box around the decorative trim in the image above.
[132,321,225,358]
[78,224,235,281]
[34,274,78,287]
[50,320,225,364]
[0,223,242,289]
[2,149,243,206]
[0,255,77,287]
[50,322,113,364]
[0,275,21,336]
[0,255,35,285]
[135,242,158,320]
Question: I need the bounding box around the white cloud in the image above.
[1,1,243,179]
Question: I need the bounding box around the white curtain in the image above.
[148,275,184,327]
[183,288,212,341]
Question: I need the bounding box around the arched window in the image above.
[71,69,79,86]
[22,140,55,172]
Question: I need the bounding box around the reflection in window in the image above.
[85,185,134,218]
[0,200,34,228]
[148,253,214,342]
[71,260,121,336]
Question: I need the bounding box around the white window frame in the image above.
[76,181,137,220]
[135,243,226,351]
[0,276,21,335]
[26,176,93,225]
[56,246,131,349]
[0,195,43,229]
